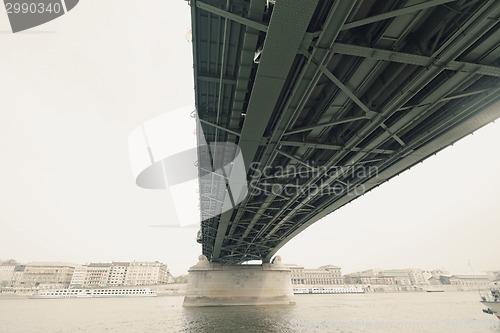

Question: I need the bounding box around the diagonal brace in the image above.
[196,1,268,33]
[285,115,368,135]
[301,49,376,116]
[340,0,457,31]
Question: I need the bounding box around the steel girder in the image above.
[210,0,320,261]
[191,0,500,263]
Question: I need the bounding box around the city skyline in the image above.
[1,257,497,278]
[1,1,499,277]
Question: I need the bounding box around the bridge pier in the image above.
[183,255,295,307]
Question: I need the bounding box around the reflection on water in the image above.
[182,305,294,333]
[0,292,498,332]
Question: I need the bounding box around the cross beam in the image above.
[329,43,500,78]
[280,140,395,155]
[196,1,268,32]
[285,115,368,135]
[340,0,457,31]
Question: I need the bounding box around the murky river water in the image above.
[0,291,498,332]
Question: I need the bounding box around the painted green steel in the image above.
[340,0,456,31]
[196,1,268,32]
[211,0,320,261]
[191,0,500,264]
[329,43,500,78]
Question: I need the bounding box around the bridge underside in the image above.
[190,0,500,264]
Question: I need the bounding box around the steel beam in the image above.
[264,93,500,262]
[285,115,368,135]
[397,88,492,111]
[241,193,275,239]
[329,43,500,78]
[380,123,406,147]
[198,74,237,85]
[259,1,500,246]
[192,0,500,264]
[280,140,395,155]
[196,1,268,32]
[340,0,457,31]
[210,0,320,261]
[247,0,359,244]
[275,149,316,170]
[198,119,241,136]
[302,49,375,116]
[224,0,266,243]
[265,1,500,259]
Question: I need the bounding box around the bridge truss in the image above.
[190,0,500,263]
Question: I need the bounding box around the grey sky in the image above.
[1,1,499,276]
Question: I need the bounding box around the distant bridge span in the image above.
[190,0,500,264]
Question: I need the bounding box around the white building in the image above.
[422,270,432,281]
[124,261,170,285]
[69,265,88,287]
[11,265,26,287]
[70,261,172,287]
[378,270,410,285]
[407,268,427,285]
[431,269,450,279]
[288,264,343,285]
[20,262,76,289]
[0,261,18,286]
[449,275,490,286]
[108,262,130,286]
[84,263,112,287]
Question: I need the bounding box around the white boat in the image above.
[481,280,500,320]
[293,288,310,294]
[29,287,157,299]
[293,286,364,294]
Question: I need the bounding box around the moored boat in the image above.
[481,280,500,320]
[29,287,157,299]
[293,286,364,294]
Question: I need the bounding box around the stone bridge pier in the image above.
[183,255,295,307]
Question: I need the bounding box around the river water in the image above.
[0,292,498,332]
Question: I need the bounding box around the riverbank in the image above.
[364,284,483,293]
[292,284,484,293]
[0,283,484,298]
[0,284,189,298]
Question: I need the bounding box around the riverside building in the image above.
[0,261,18,286]
[69,261,172,288]
[19,263,76,289]
[287,264,343,285]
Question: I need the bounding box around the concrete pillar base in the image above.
[183,255,295,307]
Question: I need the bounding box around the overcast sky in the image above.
[1,1,499,276]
